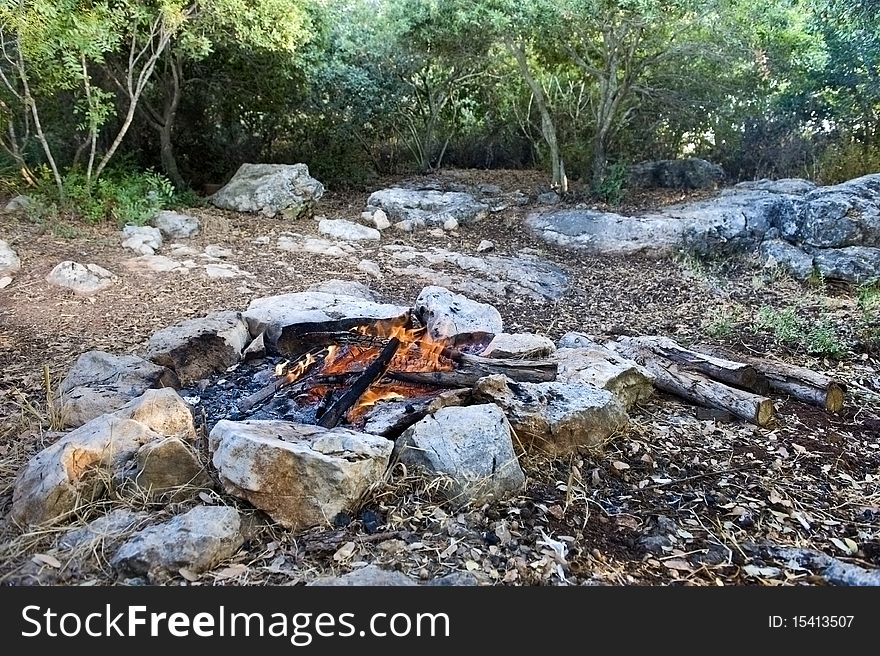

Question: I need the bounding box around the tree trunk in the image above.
[157,54,185,189]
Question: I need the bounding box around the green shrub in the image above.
[32,168,175,226]
[753,305,846,357]
[593,162,629,205]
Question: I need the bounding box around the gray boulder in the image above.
[58,509,151,552]
[366,187,488,228]
[121,225,163,256]
[210,163,324,218]
[3,194,31,212]
[243,291,410,353]
[146,311,250,383]
[152,210,200,239]
[111,505,244,582]
[796,174,880,248]
[210,419,393,530]
[473,374,629,456]
[57,350,180,428]
[46,261,116,295]
[760,239,815,280]
[415,286,503,343]
[0,239,20,276]
[813,247,880,283]
[318,218,381,241]
[628,158,724,190]
[394,404,525,503]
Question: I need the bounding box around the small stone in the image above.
[357,259,383,279]
[372,209,391,230]
[394,218,427,232]
[443,217,459,231]
[319,218,381,241]
[0,239,21,276]
[126,436,209,498]
[0,276,11,289]
[481,333,556,359]
[57,509,151,551]
[121,225,163,256]
[123,254,185,274]
[203,244,232,259]
[477,240,495,253]
[111,505,244,583]
[538,191,560,205]
[152,211,200,239]
[307,565,416,586]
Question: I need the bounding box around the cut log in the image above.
[317,337,401,428]
[694,345,845,413]
[627,335,769,394]
[613,339,776,427]
[387,355,556,388]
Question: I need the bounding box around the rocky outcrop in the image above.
[628,158,724,190]
[46,261,116,295]
[210,163,324,218]
[394,404,525,503]
[57,350,180,427]
[210,420,394,530]
[366,187,488,229]
[760,240,815,280]
[111,505,243,582]
[146,311,250,384]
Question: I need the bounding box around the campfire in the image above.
[215,313,558,435]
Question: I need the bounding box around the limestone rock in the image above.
[357,259,383,279]
[735,178,816,195]
[473,374,629,455]
[481,333,556,359]
[319,218,381,241]
[760,239,815,280]
[628,158,725,190]
[46,261,115,295]
[152,210,200,239]
[121,225,163,255]
[123,254,186,274]
[146,311,250,383]
[372,209,391,230]
[243,291,410,353]
[308,565,417,586]
[415,286,503,343]
[477,240,495,253]
[395,404,524,503]
[553,345,654,410]
[210,163,324,218]
[367,187,488,228]
[3,194,31,212]
[57,509,151,551]
[57,350,180,428]
[111,505,244,582]
[210,420,394,530]
[305,279,378,301]
[11,417,162,526]
[0,239,20,276]
[812,246,880,283]
[127,437,209,498]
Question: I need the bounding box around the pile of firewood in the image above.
[610,336,845,426]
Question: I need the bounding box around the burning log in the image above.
[613,339,776,427]
[624,335,769,395]
[388,354,556,388]
[317,337,402,429]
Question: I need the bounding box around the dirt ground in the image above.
[1,168,878,586]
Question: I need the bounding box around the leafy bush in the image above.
[32,168,176,226]
[753,305,846,358]
[593,162,629,205]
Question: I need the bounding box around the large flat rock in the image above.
[366,187,488,228]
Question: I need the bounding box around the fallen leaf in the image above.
[464,560,480,572]
[612,461,630,471]
[179,568,199,582]
[32,553,61,569]
[830,537,858,555]
[198,492,214,504]
[333,541,357,561]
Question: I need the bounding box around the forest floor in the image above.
[1,167,878,586]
